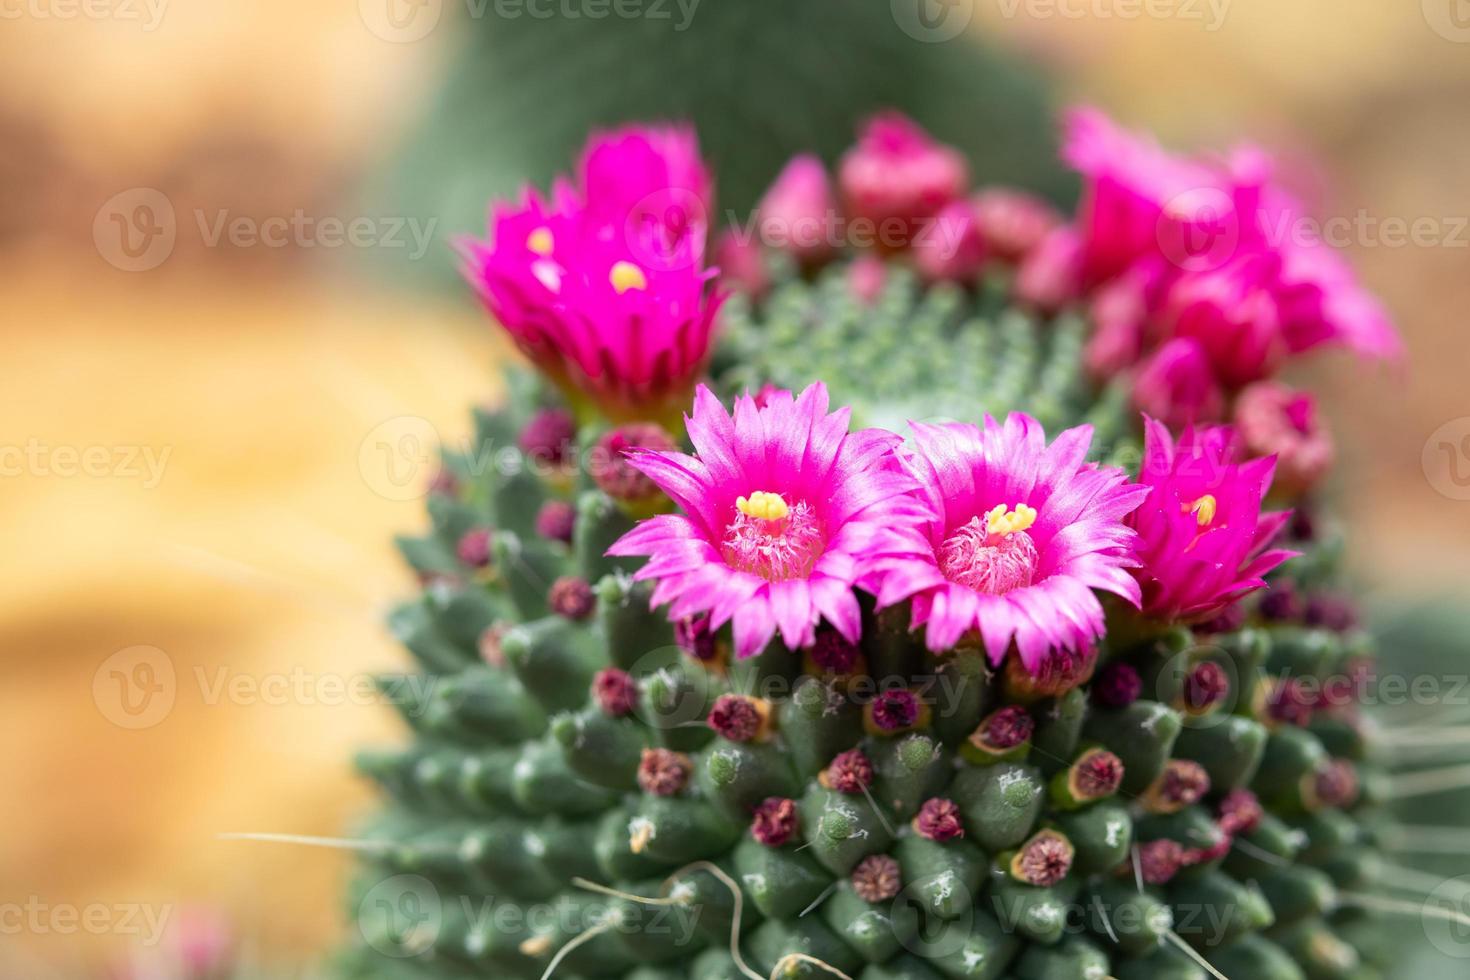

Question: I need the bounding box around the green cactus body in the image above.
[337,262,1391,980]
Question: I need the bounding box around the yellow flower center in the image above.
[1186,494,1218,527]
[526,227,555,256]
[985,503,1038,538]
[737,491,790,521]
[609,260,648,294]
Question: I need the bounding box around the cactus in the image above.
[335,114,1412,979]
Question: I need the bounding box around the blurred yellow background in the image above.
[3,0,1468,973]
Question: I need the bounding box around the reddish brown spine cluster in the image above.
[1004,647,1097,702]
[1266,677,1314,728]
[1071,749,1125,801]
[477,622,510,668]
[1134,838,1185,886]
[456,527,494,568]
[808,631,861,674]
[707,694,764,742]
[518,408,577,470]
[1146,759,1211,813]
[675,614,718,662]
[914,798,965,842]
[1217,788,1264,837]
[1093,662,1142,708]
[637,748,691,797]
[592,424,676,504]
[981,705,1034,750]
[822,749,874,794]
[1182,660,1230,713]
[1010,830,1074,887]
[869,689,922,733]
[548,575,596,620]
[851,854,902,902]
[534,500,576,543]
[751,797,799,847]
[1310,759,1360,810]
[592,668,638,718]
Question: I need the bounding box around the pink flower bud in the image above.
[1234,381,1333,495]
[972,187,1061,263]
[912,200,986,284]
[1132,338,1225,430]
[1014,226,1083,314]
[758,154,836,263]
[839,112,968,247]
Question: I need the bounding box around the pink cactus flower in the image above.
[714,228,771,298]
[1083,264,1163,379]
[1014,225,1083,314]
[1234,381,1334,495]
[866,414,1150,673]
[579,123,712,262]
[1131,337,1226,429]
[847,254,888,305]
[1127,417,1299,622]
[607,383,925,658]
[972,187,1062,264]
[758,154,837,263]
[913,199,987,284]
[1063,107,1241,287]
[1062,108,1401,383]
[839,112,969,246]
[460,126,725,425]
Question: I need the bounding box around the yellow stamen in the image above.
[985,503,1038,537]
[737,491,789,522]
[1186,494,1218,527]
[609,260,648,294]
[526,227,554,256]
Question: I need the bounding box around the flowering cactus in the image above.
[340,112,1407,980]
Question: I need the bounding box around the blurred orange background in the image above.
[2,0,1468,973]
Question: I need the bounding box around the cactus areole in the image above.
[342,115,1402,980]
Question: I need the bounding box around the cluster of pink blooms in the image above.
[1053,109,1398,492]
[459,125,723,426]
[464,113,1397,676]
[610,380,1299,671]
